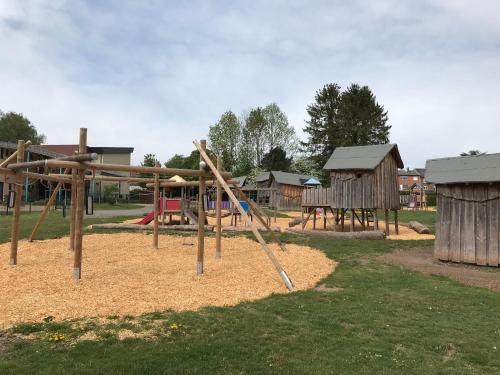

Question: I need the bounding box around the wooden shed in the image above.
[426,154,500,266]
[322,144,404,233]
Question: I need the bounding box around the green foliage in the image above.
[103,184,119,202]
[262,103,298,155]
[0,111,46,144]
[243,107,268,166]
[260,146,292,171]
[302,83,390,182]
[208,110,241,171]
[164,150,201,180]
[426,192,437,207]
[290,154,321,177]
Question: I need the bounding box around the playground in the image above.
[0,233,334,328]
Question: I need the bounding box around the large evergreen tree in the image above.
[302,83,390,179]
[0,111,46,144]
[260,147,292,172]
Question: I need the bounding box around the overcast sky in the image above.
[1,0,499,168]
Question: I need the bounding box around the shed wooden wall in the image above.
[435,184,499,266]
[329,153,400,210]
[270,180,303,210]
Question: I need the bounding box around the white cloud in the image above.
[0,0,499,167]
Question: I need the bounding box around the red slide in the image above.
[135,199,163,225]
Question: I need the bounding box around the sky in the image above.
[1,0,499,168]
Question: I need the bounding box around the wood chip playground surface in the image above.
[0,233,335,329]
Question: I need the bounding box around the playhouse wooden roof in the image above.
[323,144,403,170]
[425,153,500,184]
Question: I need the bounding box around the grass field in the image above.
[1,211,499,374]
[92,202,145,210]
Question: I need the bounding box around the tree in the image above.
[460,150,485,156]
[243,107,268,166]
[208,111,241,172]
[262,103,298,156]
[0,111,46,144]
[302,83,390,181]
[290,155,321,177]
[260,147,292,172]
[139,153,160,183]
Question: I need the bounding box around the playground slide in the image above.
[135,200,163,225]
[183,209,198,225]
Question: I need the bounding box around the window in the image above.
[401,176,408,180]
[413,176,418,181]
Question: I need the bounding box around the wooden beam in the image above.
[197,140,207,274]
[0,140,32,168]
[153,173,159,249]
[29,168,71,242]
[24,171,71,184]
[215,156,222,259]
[194,140,294,291]
[73,128,87,280]
[8,153,97,170]
[69,168,77,251]
[145,179,240,188]
[9,140,25,265]
[384,209,390,236]
[394,210,399,235]
[350,209,355,232]
[233,185,287,251]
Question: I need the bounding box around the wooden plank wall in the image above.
[301,187,333,207]
[373,153,401,210]
[435,183,500,266]
[275,182,303,210]
[330,171,375,209]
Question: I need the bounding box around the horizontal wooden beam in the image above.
[0,140,32,168]
[8,153,98,170]
[23,171,72,184]
[145,179,240,188]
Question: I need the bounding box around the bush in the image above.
[426,192,436,207]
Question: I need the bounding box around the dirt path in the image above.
[380,247,500,292]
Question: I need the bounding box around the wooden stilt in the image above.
[215,156,222,259]
[194,140,294,291]
[161,190,165,226]
[341,209,345,231]
[73,128,87,280]
[361,209,366,230]
[29,168,71,242]
[373,209,379,230]
[9,140,25,265]
[384,209,390,236]
[394,210,399,234]
[197,140,206,274]
[350,209,355,232]
[153,173,159,249]
[313,208,317,229]
[69,167,78,251]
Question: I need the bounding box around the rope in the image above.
[439,193,500,203]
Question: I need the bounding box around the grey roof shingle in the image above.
[270,171,319,187]
[425,153,500,184]
[323,144,403,170]
[0,141,66,159]
[256,171,270,182]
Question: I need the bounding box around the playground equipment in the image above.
[0,129,293,290]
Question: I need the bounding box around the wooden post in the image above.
[350,209,355,232]
[69,167,78,251]
[361,209,366,230]
[153,173,159,249]
[161,189,165,226]
[29,168,71,241]
[394,210,399,235]
[197,140,207,274]
[215,156,222,259]
[384,209,390,236]
[373,209,379,230]
[73,128,87,280]
[194,140,294,291]
[313,208,317,229]
[341,209,345,231]
[9,140,25,265]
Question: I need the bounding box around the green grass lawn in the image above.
[92,202,145,210]
[1,214,499,374]
[0,211,136,244]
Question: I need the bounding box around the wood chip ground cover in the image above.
[0,233,335,329]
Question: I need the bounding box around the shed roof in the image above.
[323,144,403,170]
[425,153,500,184]
[0,141,67,159]
[256,171,270,182]
[270,171,319,187]
[234,176,247,187]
